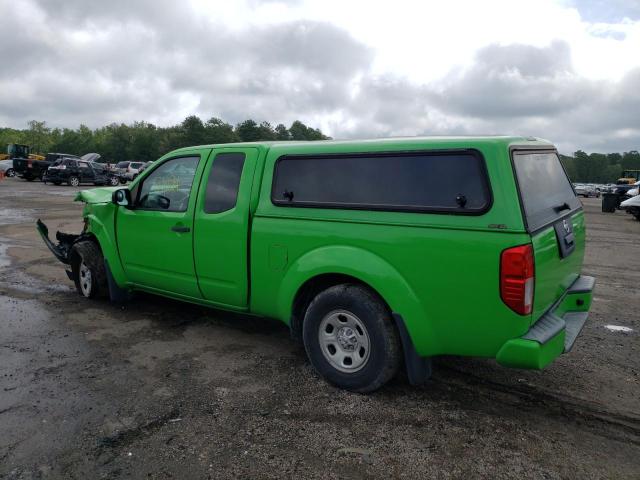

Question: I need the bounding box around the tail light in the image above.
[500,244,534,315]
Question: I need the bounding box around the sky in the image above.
[1,0,639,153]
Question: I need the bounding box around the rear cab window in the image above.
[512,151,581,232]
[204,153,246,214]
[271,151,492,214]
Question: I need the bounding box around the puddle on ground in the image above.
[0,208,37,226]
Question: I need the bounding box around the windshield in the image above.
[513,151,581,231]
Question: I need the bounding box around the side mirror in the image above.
[112,188,132,207]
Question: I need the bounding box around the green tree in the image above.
[236,119,261,142]
[289,120,329,140]
[274,123,290,140]
[180,115,206,147]
[25,120,51,154]
[621,150,640,170]
[204,117,238,144]
[257,121,276,140]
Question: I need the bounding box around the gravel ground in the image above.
[0,179,638,479]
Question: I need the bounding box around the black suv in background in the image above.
[44,155,119,186]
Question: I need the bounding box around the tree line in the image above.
[560,151,640,183]
[0,117,329,164]
[2,119,638,182]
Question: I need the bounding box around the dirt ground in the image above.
[0,179,638,479]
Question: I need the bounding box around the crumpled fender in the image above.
[83,203,128,288]
[276,245,435,356]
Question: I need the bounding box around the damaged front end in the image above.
[36,219,84,267]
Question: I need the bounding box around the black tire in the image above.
[302,284,401,393]
[119,177,127,185]
[6,168,15,177]
[109,176,120,187]
[68,176,80,187]
[70,240,107,298]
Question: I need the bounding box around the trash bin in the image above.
[602,193,619,213]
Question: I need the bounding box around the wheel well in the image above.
[289,273,391,343]
[69,233,101,262]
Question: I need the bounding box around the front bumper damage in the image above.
[36,219,80,267]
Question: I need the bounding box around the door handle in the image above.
[171,225,190,233]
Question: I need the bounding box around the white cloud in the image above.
[1,0,639,153]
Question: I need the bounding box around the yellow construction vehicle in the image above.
[617,169,640,185]
[0,144,45,161]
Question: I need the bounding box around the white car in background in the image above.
[0,159,16,177]
[124,161,145,180]
[621,190,640,221]
[626,180,640,197]
[573,183,599,197]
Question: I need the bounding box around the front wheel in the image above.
[302,284,401,392]
[68,176,80,187]
[109,176,120,186]
[70,241,107,298]
[5,168,15,177]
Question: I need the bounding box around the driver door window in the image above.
[136,156,199,212]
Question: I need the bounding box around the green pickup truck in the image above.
[38,136,594,392]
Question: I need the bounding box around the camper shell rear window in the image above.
[512,150,581,232]
[271,150,492,214]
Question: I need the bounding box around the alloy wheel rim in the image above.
[79,261,92,296]
[318,310,371,373]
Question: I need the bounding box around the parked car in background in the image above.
[573,183,599,198]
[44,154,119,186]
[38,136,594,392]
[0,159,16,177]
[138,161,153,175]
[621,193,640,221]
[13,155,55,181]
[125,161,145,180]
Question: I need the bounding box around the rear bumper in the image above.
[496,275,595,369]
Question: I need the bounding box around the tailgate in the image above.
[512,150,585,323]
[12,158,28,172]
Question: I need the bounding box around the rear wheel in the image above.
[70,241,107,298]
[68,176,80,187]
[109,176,120,186]
[302,284,401,392]
[5,168,15,177]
